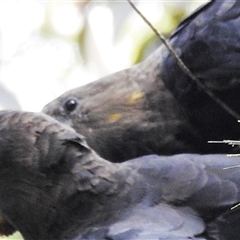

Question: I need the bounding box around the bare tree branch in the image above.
[127,0,240,120]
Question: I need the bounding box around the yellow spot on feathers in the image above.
[108,113,122,123]
[128,91,144,104]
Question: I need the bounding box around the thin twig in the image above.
[127,0,240,120]
[208,140,240,146]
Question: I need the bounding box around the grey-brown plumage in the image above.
[43,0,240,162]
[1,110,240,239]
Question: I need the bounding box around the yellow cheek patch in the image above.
[108,113,122,123]
[128,91,144,104]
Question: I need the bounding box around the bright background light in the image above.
[0,0,208,113]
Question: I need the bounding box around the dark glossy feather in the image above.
[0,111,240,239]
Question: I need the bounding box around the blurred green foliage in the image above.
[1,232,22,240]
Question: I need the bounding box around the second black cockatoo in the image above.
[0,110,240,239]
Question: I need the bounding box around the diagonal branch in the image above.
[127,0,240,120]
